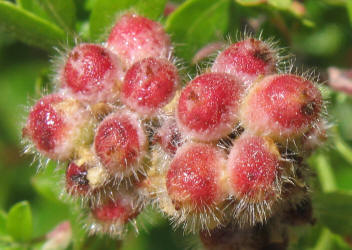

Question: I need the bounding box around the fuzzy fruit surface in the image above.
[62,43,123,103]
[94,112,146,174]
[25,94,65,155]
[154,117,182,155]
[227,134,281,202]
[241,74,322,139]
[66,162,89,195]
[107,13,171,67]
[92,197,137,223]
[212,38,277,84]
[122,57,178,116]
[166,143,225,209]
[176,73,243,141]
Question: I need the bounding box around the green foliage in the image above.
[6,201,32,242]
[0,1,67,51]
[165,0,230,63]
[314,192,352,236]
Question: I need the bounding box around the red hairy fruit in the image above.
[23,94,91,160]
[92,196,138,223]
[227,134,281,202]
[61,43,124,103]
[166,142,227,210]
[212,38,277,85]
[176,73,244,141]
[121,57,179,116]
[240,74,323,139]
[154,117,182,155]
[66,162,89,195]
[94,111,147,177]
[107,13,171,67]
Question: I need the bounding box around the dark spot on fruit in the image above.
[301,102,316,116]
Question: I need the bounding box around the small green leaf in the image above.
[235,0,266,6]
[36,0,76,31]
[268,0,291,9]
[89,0,167,41]
[166,0,230,63]
[0,1,66,51]
[6,201,33,242]
[313,192,352,236]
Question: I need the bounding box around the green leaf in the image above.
[31,163,64,203]
[313,192,352,236]
[17,0,52,21]
[6,201,33,242]
[235,0,266,6]
[0,1,66,51]
[89,0,167,41]
[36,0,76,31]
[347,0,352,26]
[268,0,291,9]
[135,0,167,19]
[165,0,230,63]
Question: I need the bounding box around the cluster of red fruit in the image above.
[22,12,326,239]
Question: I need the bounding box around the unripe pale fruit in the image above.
[240,74,323,140]
[121,57,179,117]
[60,44,124,103]
[107,13,171,67]
[94,110,147,179]
[176,73,244,142]
[212,38,277,85]
[23,94,92,161]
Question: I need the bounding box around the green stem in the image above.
[314,154,337,193]
[314,228,334,250]
[333,129,352,166]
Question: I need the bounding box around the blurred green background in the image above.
[1,0,352,249]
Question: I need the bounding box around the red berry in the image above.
[107,13,171,67]
[89,193,140,236]
[227,134,281,202]
[212,38,277,85]
[154,117,182,155]
[121,57,179,116]
[61,43,124,103]
[94,110,147,178]
[23,94,91,160]
[166,142,226,210]
[66,162,89,195]
[176,73,244,141]
[240,74,323,139]
[92,197,138,223]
